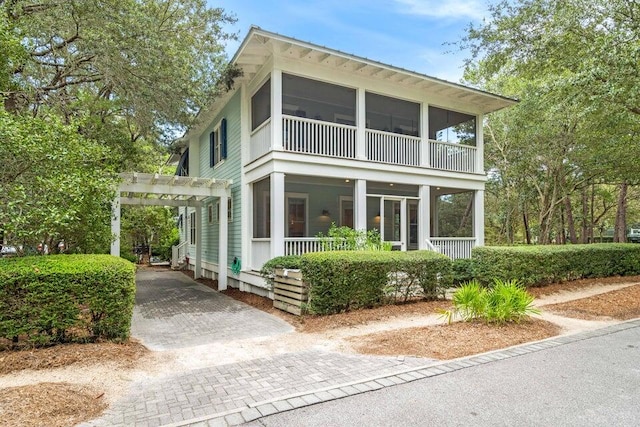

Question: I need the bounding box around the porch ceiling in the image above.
[233,27,517,115]
[117,172,231,207]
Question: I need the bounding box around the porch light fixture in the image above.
[321,209,330,216]
[345,179,350,183]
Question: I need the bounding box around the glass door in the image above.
[407,200,419,250]
[381,197,406,250]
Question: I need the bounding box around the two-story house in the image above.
[163,26,515,295]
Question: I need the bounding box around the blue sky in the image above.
[209,0,490,83]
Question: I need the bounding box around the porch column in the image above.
[195,205,202,279]
[420,103,430,167]
[476,113,484,173]
[218,193,228,290]
[474,190,485,246]
[418,185,430,250]
[271,172,285,257]
[271,69,283,151]
[354,179,367,231]
[356,88,366,160]
[110,195,121,256]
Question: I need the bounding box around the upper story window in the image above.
[282,74,356,125]
[429,106,476,146]
[366,93,420,137]
[251,79,271,131]
[209,118,227,167]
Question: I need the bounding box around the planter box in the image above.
[273,268,308,316]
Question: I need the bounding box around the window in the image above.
[209,118,227,167]
[428,106,476,146]
[189,211,196,244]
[214,197,233,223]
[366,92,420,136]
[253,178,270,238]
[282,74,355,125]
[252,79,271,131]
[339,196,353,228]
[208,204,214,224]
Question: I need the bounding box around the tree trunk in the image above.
[564,194,578,244]
[523,208,531,245]
[613,182,628,243]
[581,186,589,243]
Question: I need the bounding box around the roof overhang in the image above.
[117,172,231,207]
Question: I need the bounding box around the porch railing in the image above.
[249,119,272,162]
[285,237,323,256]
[283,116,356,159]
[171,241,189,268]
[251,238,271,270]
[428,140,477,173]
[429,237,476,259]
[366,129,421,166]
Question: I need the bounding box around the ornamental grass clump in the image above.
[440,279,539,324]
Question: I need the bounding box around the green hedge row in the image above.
[0,255,136,347]
[472,244,640,287]
[300,250,452,314]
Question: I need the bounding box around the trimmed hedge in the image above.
[0,255,136,347]
[301,250,452,314]
[472,244,640,287]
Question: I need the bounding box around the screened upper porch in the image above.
[249,73,480,174]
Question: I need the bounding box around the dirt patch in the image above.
[0,382,107,427]
[543,284,640,321]
[0,341,148,375]
[350,318,560,360]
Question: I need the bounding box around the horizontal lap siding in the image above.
[198,91,242,268]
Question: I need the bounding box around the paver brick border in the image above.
[164,318,640,427]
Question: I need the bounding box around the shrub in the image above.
[301,250,452,314]
[452,258,474,286]
[0,255,136,348]
[441,279,539,324]
[259,255,302,288]
[472,244,640,287]
[316,223,392,251]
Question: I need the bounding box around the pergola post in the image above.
[110,195,121,256]
[218,192,229,290]
[195,205,202,279]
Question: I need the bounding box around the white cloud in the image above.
[394,0,487,20]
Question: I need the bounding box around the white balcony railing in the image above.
[283,116,356,159]
[429,237,476,259]
[285,237,323,256]
[249,119,272,162]
[428,140,477,173]
[366,129,421,166]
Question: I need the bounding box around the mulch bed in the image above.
[543,284,640,320]
[0,382,107,427]
[0,341,148,375]
[350,318,560,360]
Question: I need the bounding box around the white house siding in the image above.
[198,90,243,269]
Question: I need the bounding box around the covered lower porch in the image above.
[249,174,483,269]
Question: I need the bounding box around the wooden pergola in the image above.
[111,172,232,289]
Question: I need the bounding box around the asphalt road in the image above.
[248,322,640,427]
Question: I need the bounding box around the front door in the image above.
[381,197,406,251]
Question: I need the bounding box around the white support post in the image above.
[354,179,367,231]
[195,206,202,279]
[356,88,367,160]
[110,195,121,256]
[218,193,229,290]
[420,103,430,168]
[418,185,430,250]
[476,113,484,174]
[474,190,485,247]
[400,198,407,251]
[271,69,283,151]
[271,172,285,257]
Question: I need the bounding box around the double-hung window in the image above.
[209,118,228,167]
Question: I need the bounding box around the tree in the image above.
[460,0,640,243]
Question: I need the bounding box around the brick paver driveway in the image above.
[131,269,294,350]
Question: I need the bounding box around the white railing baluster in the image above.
[427,139,477,173]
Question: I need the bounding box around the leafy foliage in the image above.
[316,223,392,251]
[0,255,136,348]
[440,279,539,324]
[301,251,452,314]
[472,244,640,287]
